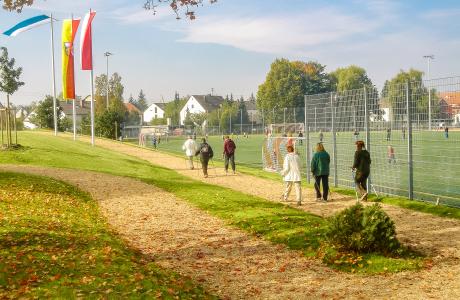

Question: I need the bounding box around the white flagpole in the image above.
[73,99,76,140]
[50,13,58,136]
[71,14,77,141]
[89,9,95,146]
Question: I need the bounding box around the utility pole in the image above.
[104,51,113,110]
[423,55,434,130]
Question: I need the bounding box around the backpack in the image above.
[227,140,236,154]
[200,143,213,158]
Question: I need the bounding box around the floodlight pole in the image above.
[104,51,113,110]
[423,55,434,130]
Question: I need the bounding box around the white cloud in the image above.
[111,5,175,24]
[175,8,384,56]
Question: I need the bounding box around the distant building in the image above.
[245,99,261,124]
[125,102,142,115]
[60,99,90,126]
[179,95,224,125]
[144,103,165,123]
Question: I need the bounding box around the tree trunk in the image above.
[6,94,11,147]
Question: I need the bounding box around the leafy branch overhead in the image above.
[1,0,33,12]
[144,0,217,19]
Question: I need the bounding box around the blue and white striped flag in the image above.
[3,15,51,37]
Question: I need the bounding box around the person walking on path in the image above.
[182,136,197,170]
[319,130,324,142]
[311,143,330,202]
[298,131,303,145]
[196,138,214,178]
[223,136,237,175]
[352,140,371,201]
[280,145,302,206]
[445,126,449,139]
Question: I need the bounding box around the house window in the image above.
[191,104,194,109]
[155,107,157,113]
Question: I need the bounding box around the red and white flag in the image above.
[80,11,96,70]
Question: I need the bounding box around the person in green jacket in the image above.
[311,143,330,202]
[352,140,371,201]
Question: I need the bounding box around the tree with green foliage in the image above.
[330,65,373,92]
[30,95,63,130]
[136,89,148,112]
[0,47,24,146]
[164,97,187,126]
[381,69,439,125]
[257,58,332,123]
[96,109,124,139]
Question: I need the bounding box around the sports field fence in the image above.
[300,76,460,207]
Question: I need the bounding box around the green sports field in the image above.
[138,131,460,207]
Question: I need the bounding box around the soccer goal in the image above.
[262,136,306,172]
[269,123,304,135]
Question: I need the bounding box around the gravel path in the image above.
[4,133,459,299]
[2,164,459,299]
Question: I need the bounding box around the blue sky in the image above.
[1,0,460,105]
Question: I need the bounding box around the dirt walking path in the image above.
[2,164,459,299]
[77,135,460,260]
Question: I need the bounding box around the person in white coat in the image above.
[182,136,197,170]
[281,145,302,206]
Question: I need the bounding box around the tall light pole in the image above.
[423,55,434,130]
[104,51,113,110]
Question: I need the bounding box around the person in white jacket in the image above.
[281,145,302,205]
[182,136,197,170]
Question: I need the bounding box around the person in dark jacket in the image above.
[196,138,214,178]
[352,140,371,201]
[311,143,330,202]
[223,136,237,174]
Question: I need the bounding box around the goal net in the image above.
[262,137,306,172]
[269,123,304,135]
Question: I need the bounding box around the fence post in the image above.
[283,107,286,133]
[331,93,338,187]
[115,121,118,141]
[304,95,310,183]
[240,109,243,134]
[262,108,265,134]
[364,87,371,192]
[406,82,414,200]
[314,107,317,132]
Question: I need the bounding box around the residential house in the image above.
[244,99,261,124]
[440,91,460,126]
[144,103,165,123]
[179,95,224,125]
[60,99,90,126]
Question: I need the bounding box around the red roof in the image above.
[438,91,460,105]
[124,103,142,114]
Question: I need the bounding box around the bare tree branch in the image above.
[144,0,217,20]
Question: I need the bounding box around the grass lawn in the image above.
[0,172,215,299]
[0,131,429,274]
[138,130,460,207]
